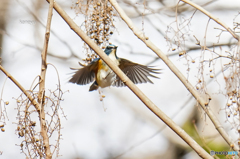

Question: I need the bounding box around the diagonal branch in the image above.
[180,0,239,41]
[46,0,212,158]
[0,65,40,111]
[109,0,239,152]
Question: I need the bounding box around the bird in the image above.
[69,44,160,91]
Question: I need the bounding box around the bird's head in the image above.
[104,44,118,56]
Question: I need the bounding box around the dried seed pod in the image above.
[179,51,186,56]
[18,130,24,137]
[30,121,36,127]
[96,22,101,26]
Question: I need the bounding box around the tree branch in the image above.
[180,0,239,41]
[0,65,40,111]
[46,0,213,158]
[109,0,238,153]
[38,0,54,158]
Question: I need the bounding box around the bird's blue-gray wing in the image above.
[69,60,98,85]
[113,58,160,87]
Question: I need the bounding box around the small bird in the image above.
[69,44,160,91]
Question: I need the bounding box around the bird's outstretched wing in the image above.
[69,60,98,85]
[113,58,161,87]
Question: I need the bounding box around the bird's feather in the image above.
[69,60,99,85]
[113,58,161,87]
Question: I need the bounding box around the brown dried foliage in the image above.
[14,86,65,158]
[72,0,116,63]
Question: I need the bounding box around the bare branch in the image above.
[46,0,213,158]
[0,65,40,111]
[109,0,238,154]
[38,0,54,158]
[180,0,240,41]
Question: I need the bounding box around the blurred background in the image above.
[0,0,239,158]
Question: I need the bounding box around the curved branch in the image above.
[180,0,239,41]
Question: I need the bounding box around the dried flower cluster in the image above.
[223,45,240,128]
[72,0,116,63]
[168,7,240,146]
[14,87,65,158]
